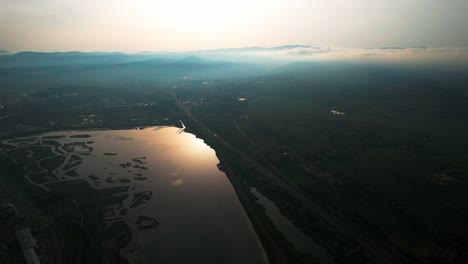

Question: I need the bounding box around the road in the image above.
[172,92,415,264]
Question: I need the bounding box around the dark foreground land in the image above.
[1,52,468,264]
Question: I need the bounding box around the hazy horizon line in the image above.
[3,44,468,54]
[2,45,468,66]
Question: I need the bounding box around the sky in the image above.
[1,0,468,53]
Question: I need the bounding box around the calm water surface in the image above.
[3,127,268,264]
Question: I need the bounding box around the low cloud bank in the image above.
[250,46,468,64]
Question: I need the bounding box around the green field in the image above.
[177,64,468,262]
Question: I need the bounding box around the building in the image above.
[15,228,40,264]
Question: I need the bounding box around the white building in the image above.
[16,228,40,264]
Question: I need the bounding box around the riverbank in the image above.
[185,123,300,264]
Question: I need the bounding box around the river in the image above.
[1,127,268,264]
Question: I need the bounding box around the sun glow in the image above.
[132,0,278,47]
[136,0,257,25]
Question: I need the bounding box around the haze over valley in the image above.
[1,1,468,264]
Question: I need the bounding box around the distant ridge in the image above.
[11,51,126,57]
[0,45,314,68]
[5,45,312,56]
[0,51,145,68]
[138,45,312,54]
[199,45,312,53]
[378,46,427,50]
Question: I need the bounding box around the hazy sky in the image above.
[1,0,468,52]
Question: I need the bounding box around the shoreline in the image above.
[184,123,296,264]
